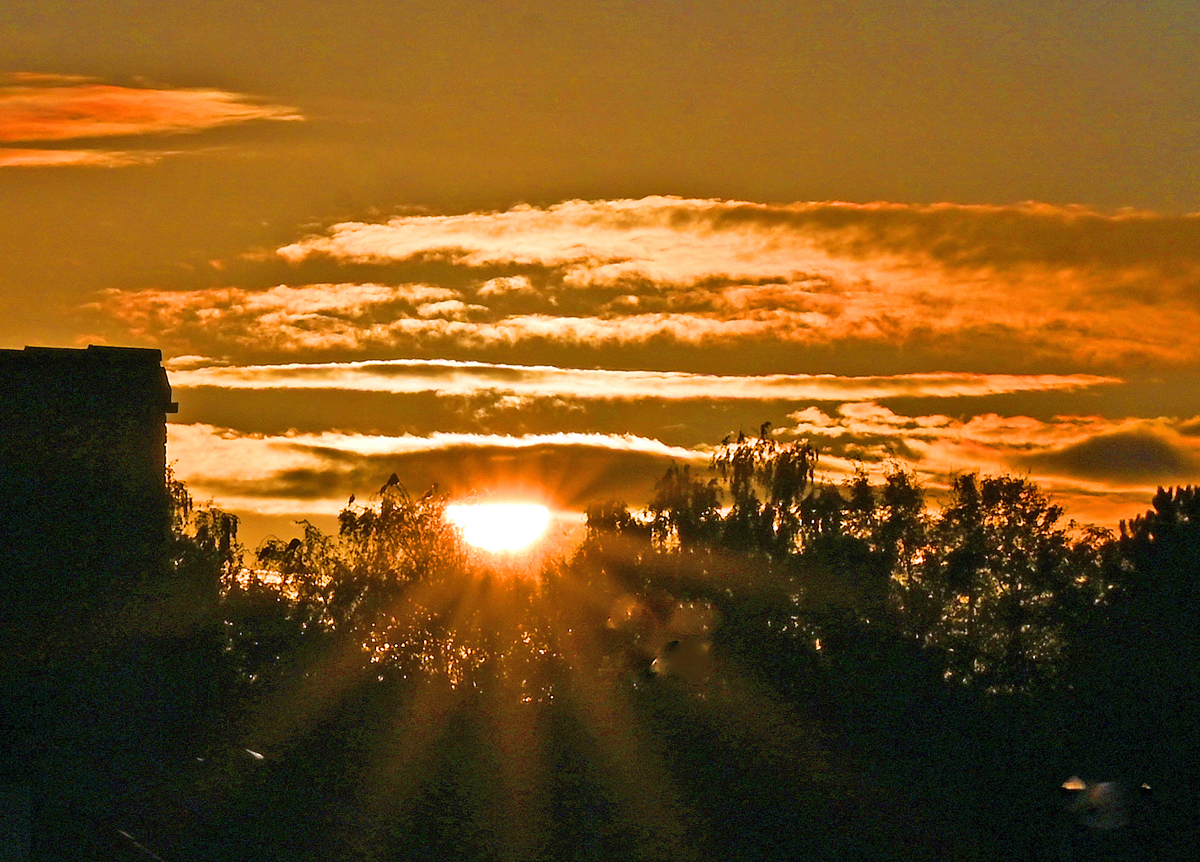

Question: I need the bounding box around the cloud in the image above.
[277,196,1200,282]
[5,72,94,85]
[163,402,1200,534]
[0,79,301,142]
[167,408,1200,523]
[416,299,483,319]
[85,194,1200,536]
[783,403,1200,497]
[92,283,462,351]
[1179,417,1200,437]
[92,282,861,352]
[478,275,537,296]
[1023,430,1200,485]
[94,269,1198,368]
[0,74,301,167]
[0,148,174,168]
[167,423,707,514]
[92,197,1195,367]
[168,357,1117,403]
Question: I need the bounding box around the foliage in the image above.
[166,465,241,613]
[603,440,1123,694]
[1118,484,1200,611]
[244,482,571,696]
[583,499,651,543]
[710,425,818,554]
[122,459,1200,860]
[915,474,1105,692]
[1099,486,1200,763]
[337,483,467,587]
[648,462,721,551]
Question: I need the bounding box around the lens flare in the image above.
[446,502,551,552]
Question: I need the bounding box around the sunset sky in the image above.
[3,1,1198,545]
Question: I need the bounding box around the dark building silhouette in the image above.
[0,347,206,860]
[0,345,178,629]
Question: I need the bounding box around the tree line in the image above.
[23,428,1196,860]
[152,426,1198,859]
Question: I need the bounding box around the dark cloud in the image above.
[1023,431,1200,485]
[1177,416,1200,437]
[199,441,691,511]
[699,201,1200,273]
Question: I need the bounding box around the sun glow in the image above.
[445,502,552,553]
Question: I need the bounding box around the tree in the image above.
[1118,485,1200,614]
[648,462,721,552]
[793,481,880,611]
[873,467,927,589]
[583,499,651,544]
[166,466,241,615]
[917,474,1096,692]
[1101,487,1200,767]
[710,426,817,554]
[250,482,475,676]
[337,481,466,588]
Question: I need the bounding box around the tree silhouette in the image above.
[94,459,1200,860]
[710,427,817,554]
[648,462,721,552]
[1119,485,1200,613]
[911,474,1102,692]
[1114,486,1200,855]
[248,482,480,679]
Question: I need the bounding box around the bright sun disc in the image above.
[445,503,551,553]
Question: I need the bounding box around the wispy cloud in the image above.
[166,406,1200,529]
[116,195,1200,533]
[168,423,706,515]
[168,357,1118,403]
[783,403,1200,498]
[93,283,459,350]
[93,197,1200,367]
[277,196,1200,287]
[0,77,301,141]
[0,147,174,168]
[0,73,301,167]
[169,424,702,469]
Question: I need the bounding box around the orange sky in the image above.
[3,2,1198,544]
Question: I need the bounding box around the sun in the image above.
[445,502,552,553]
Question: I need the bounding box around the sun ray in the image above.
[337,574,496,856]
[475,592,555,860]
[195,481,993,860]
[536,555,711,859]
